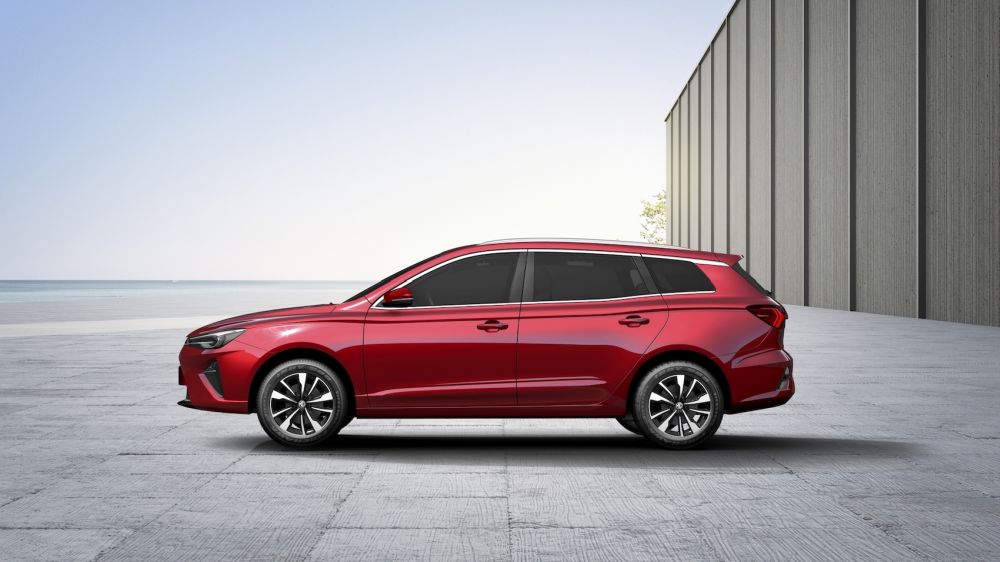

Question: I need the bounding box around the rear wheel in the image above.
[631,361,724,449]
[255,359,348,447]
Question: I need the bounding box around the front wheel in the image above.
[256,359,349,447]
[631,361,724,450]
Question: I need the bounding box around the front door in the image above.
[516,251,668,406]
[363,251,525,409]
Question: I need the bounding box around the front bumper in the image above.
[177,341,265,414]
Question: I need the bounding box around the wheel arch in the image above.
[249,347,356,417]
[625,348,732,414]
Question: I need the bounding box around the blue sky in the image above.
[0,0,729,280]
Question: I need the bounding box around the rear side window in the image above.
[643,257,715,293]
[405,252,520,306]
[529,252,648,302]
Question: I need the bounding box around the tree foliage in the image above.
[640,190,668,244]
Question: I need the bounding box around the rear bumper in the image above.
[177,341,262,414]
[727,349,795,413]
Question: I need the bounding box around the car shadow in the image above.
[217,432,923,470]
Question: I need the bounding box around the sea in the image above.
[0,280,370,304]
[0,281,372,325]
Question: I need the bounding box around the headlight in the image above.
[185,329,245,349]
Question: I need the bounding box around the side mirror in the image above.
[382,287,414,307]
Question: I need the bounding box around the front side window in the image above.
[643,257,715,293]
[402,252,520,307]
[529,252,649,302]
[344,245,472,302]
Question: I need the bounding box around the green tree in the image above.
[640,190,668,244]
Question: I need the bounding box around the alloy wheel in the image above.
[268,372,335,437]
[647,373,713,439]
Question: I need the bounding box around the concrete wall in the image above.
[806,0,850,310]
[923,0,1000,326]
[712,24,729,254]
[699,51,713,250]
[772,0,805,305]
[729,0,749,263]
[690,68,702,249]
[747,0,772,290]
[855,0,918,317]
[664,0,1000,327]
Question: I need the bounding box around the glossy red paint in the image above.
[363,303,519,408]
[382,287,413,307]
[178,240,794,421]
[517,295,669,407]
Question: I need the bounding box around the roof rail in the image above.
[479,237,687,250]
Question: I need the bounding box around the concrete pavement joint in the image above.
[304,454,374,560]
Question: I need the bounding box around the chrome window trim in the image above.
[526,248,641,257]
[521,293,663,306]
[371,249,523,309]
[370,301,518,311]
[660,290,716,296]
[370,291,711,310]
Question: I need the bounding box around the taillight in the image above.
[748,304,787,329]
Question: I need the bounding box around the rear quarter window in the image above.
[643,257,715,294]
[732,263,772,296]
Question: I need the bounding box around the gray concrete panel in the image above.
[748,0,773,290]
[700,52,714,251]
[773,0,805,304]
[680,89,690,247]
[690,69,702,249]
[713,26,730,252]
[729,0,750,262]
[855,0,918,317]
[924,0,1000,326]
[665,117,673,244]
[671,112,680,244]
[806,0,851,309]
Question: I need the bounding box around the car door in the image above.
[516,250,668,406]
[363,251,525,409]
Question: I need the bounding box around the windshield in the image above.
[342,245,473,303]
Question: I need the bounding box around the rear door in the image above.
[515,250,669,406]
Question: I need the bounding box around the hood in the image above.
[187,303,337,337]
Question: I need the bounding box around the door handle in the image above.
[618,315,650,327]
[476,320,509,332]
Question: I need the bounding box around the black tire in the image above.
[616,415,644,436]
[631,361,724,450]
[256,359,349,447]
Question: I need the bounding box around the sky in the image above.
[0,0,730,280]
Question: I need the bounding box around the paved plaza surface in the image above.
[0,302,998,560]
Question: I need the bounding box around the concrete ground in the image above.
[0,304,998,560]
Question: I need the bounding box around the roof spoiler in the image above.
[713,252,743,267]
[717,253,775,297]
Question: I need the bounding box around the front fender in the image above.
[242,320,366,400]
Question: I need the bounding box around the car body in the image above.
[178,238,794,448]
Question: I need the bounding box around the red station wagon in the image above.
[178,239,794,449]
